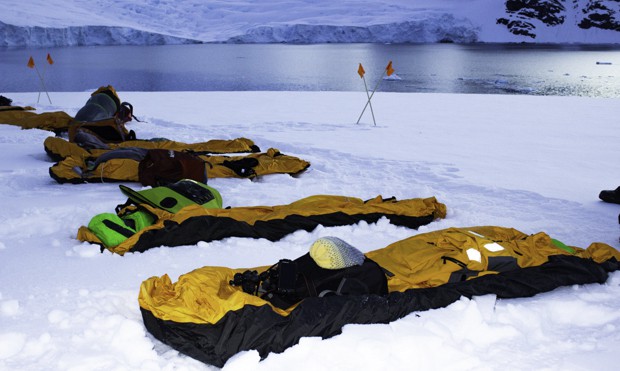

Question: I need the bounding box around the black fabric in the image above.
[165,180,215,205]
[131,212,435,253]
[0,106,24,112]
[141,254,614,368]
[596,257,620,273]
[599,186,620,204]
[487,256,520,272]
[258,254,388,309]
[0,95,12,106]
[447,268,479,283]
[102,219,135,238]
[222,158,259,178]
[77,123,127,143]
[117,102,136,123]
[44,147,64,163]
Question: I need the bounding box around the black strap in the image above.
[301,273,317,297]
[101,219,135,238]
[442,256,468,269]
[118,102,141,122]
[115,198,134,214]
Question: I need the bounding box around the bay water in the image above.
[2,43,619,97]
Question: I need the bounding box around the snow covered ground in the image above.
[1,0,619,46]
[0,90,619,370]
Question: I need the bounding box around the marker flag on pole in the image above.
[386,61,394,76]
[356,62,377,126]
[46,53,54,65]
[357,63,365,78]
[27,55,52,104]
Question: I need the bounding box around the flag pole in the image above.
[38,65,46,103]
[356,75,377,126]
[357,71,385,126]
[356,61,394,126]
[34,65,52,104]
[28,56,52,105]
[37,69,43,103]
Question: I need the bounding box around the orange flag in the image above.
[27,56,35,69]
[357,63,365,78]
[386,61,394,76]
[46,53,54,65]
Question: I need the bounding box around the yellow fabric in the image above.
[44,136,91,159]
[44,136,257,161]
[202,148,310,179]
[49,147,309,183]
[138,226,620,325]
[367,226,620,292]
[50,155,140,183]
[91,85,120,100]
[0,109,73,131]
[139,266,290,326]
[81,195,446,255]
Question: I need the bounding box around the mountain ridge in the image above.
[1,0,618,47]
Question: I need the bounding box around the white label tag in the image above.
[484,242,505,252]
[466,248,482,262]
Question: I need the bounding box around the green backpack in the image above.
[118,178,222,213]
[88,179,223,248]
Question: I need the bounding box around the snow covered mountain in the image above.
[0,0,618,47]
[497,0,620,41]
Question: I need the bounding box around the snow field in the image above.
[0,90,619,370]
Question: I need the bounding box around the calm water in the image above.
[2,43,620,97]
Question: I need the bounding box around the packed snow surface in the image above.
[0,90,619,370]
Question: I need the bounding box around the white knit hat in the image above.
[309,236,365,269]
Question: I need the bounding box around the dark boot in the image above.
[599,186,620,204]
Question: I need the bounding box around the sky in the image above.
[0,90,619,370]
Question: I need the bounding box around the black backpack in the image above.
[231,253,388,310]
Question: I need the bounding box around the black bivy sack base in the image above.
[140,254,615,368]
[139,225,620,368]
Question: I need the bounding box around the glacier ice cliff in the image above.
[0,16,478,47]
[227,15,479,43]
[0,21,198,47]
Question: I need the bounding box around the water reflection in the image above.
[1,43,619,97]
